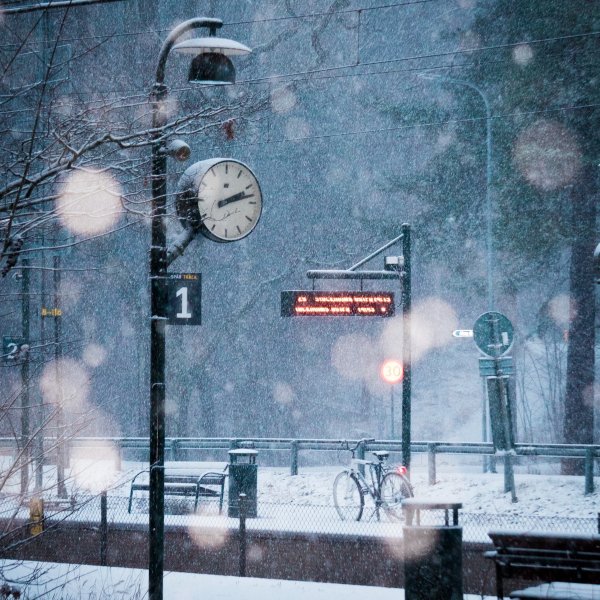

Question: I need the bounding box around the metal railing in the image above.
[0,436,598,494]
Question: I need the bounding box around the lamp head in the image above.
[172,36,251,85]
[188,53,236,84]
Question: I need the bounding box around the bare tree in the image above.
[0,3,270,559]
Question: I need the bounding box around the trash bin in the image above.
[402,500,463,600]
[228,448,258,518]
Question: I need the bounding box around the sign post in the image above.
[283,224,412,470]
[380,360,404,438]
[473,311,517,501]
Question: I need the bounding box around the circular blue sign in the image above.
[473,312,514,357]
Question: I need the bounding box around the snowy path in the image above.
[0,560,499,600]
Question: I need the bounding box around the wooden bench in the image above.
[128,466,227,514]
[485,531,600,600]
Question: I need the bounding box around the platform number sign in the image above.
[3,336,26,362]
[166,273,201,326]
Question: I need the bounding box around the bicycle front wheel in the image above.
[380,471,413,521]
[333,471,364,521]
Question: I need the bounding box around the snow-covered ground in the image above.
[2,455,598,542]
[254,462,599,519]
[0,457,597,598]
[0,560,499,600]
[3,457,595,544]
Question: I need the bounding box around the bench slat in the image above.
[509,582,600,600]
[489,532,600,552]
[486,531,600,600]
[128,468,228,514]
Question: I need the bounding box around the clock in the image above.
[176,158,262,243]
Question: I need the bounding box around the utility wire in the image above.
[0,0,125,15]
[0,1,597,55]
[1,27,598,111]
[1,3,598,151]
[1,95,598,159]
[244,29,600,85]
[199,101,600,153]
[0,0,438,23]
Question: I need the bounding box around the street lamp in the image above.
[419,73,495,470]
[418,73,494,311]
[149,18,250,600]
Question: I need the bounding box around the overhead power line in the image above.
[204,101,600,152]
[243,29,600,86]
[0,0,125,15]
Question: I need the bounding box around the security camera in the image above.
[384,255,404,271]
[594,242,600,283]
[160,139,191,162]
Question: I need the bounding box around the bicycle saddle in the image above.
[372,451,389,460]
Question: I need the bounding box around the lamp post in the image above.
[419,73,494,469]
[380,359,404,438]
[419,73,494,311]
[149,18,250,600]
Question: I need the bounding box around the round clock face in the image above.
[197,159,262,242]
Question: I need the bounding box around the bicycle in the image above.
[333,438,413,521]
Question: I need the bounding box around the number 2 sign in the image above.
[2,336,26,362]
[166,273,201,326]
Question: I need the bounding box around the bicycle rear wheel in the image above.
[333,471,364,521]
[380,471,413,521]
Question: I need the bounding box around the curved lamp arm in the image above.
[152,17,223,131]
[155,17,222,85]
[419,72,494,310]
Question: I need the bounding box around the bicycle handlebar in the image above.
[341,438,376,455]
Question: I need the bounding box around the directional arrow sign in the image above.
[473,311,514,357]
[452,329,473,338]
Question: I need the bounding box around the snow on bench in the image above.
[128,463,228,514]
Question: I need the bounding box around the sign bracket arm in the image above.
[348,230,406,272]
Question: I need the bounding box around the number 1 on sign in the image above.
[176,286,192,319]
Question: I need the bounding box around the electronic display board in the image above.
[281,291,395,317]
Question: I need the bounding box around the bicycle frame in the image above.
[333,439,413,522]
[350,458,387,507]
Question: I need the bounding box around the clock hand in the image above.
[217,191,254,208]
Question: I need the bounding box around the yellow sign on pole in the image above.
[29,497,44,536]
[41,307,62,317]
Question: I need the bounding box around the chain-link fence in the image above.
[28,490,598,542]
[1,456,598,554]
